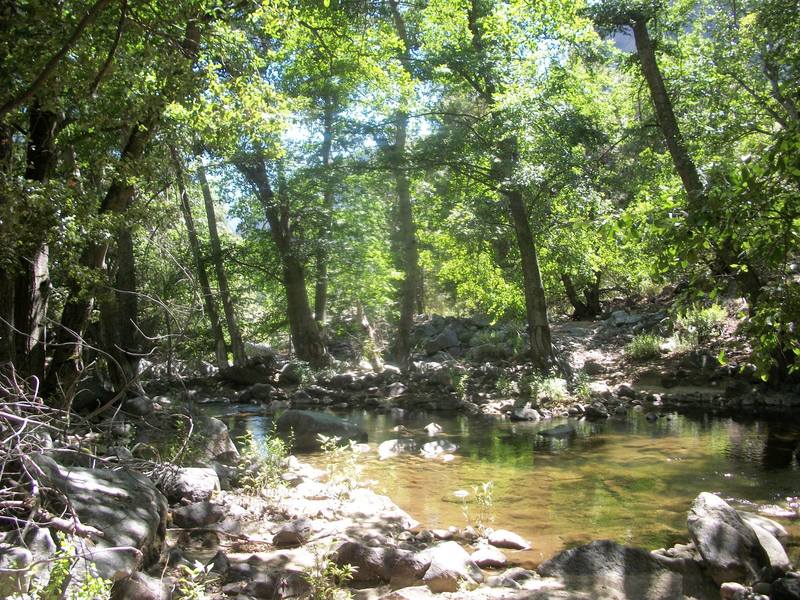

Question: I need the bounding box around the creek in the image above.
[209,405,800,569]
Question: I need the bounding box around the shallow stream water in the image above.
[211,406,800,569]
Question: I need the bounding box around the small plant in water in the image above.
[303,543,356,600]
[626,333,662,361]
[460,481,495,536]
[238,430,291,497]
[318,434,362,497]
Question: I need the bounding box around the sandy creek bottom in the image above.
[212,406,800,569]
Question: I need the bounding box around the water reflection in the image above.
[209,405,800,567]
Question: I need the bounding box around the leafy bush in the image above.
[318,435,362,497]
[303,544,355,600]
[520,374,569,405]
[626,333,662,361]
[675,303,727,345]
[495,374,514,396]
[237,430,291,497]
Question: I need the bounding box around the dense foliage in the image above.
[0,0,797,406]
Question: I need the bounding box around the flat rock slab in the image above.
[687,492,769,585]
[538,539,718,600]
[34,454,167,580]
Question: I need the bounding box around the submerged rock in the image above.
[537,424,576,438]
[274,410,367,451]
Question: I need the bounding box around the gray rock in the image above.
[485,566,537,588]
[739,512,789,543]
[538,424,576,438]
[162,467,220,502]
[378,439,418,460]
[1,527,55,593]
[609,310,641,326]
[488,529,530,551]
[511,406,541,422]
[390,551,432,589]
[124,395,154,416]
[33,454,167,580]
[274,410,367,451]
[421,541,483,593]
[423,422,443,435]
[0,547,32,596]
[687,492,769,585]
[239,383,277,403]
[200,416,239,465]
[219,357,276,385]
[538,539,717,600]
[748,520,792,576]
[387,382,408,397]
[111,571,168,600]
[420,440,458,458]
[172,501,224,529]
[720,581,749,600]
[772,574,800,600]
[278,361,307,385]
[471,545,507,569]
[425,327,460,355]
[333,541,399,582]
[584,402,610,420]
[272,519,313,547]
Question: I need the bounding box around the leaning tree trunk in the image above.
[198,162,246,365]
[561,272,602,320]
[631,18,704,206]
[234,154,328,367]
[632,17,762,301]
[172,147,228,370]
[505,188,554,370]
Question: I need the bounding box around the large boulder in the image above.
[424,327,460,355]
[199,416,239,465]
[687,492,769,585]
[421,541,483,592]
[333,542,400,582]
[161,467,220,502]
[0,526,56,595]
[33,454,167,580]
[274,410,367,451]
[537,540,718,600]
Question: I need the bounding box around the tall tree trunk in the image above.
[388,0,421,371]
[98,227,144,394]
[43,17,204,406]
[391,111,418,371]
[631,18,704,206]
[13,102,57,380]
[234,154,327,367]
[505,188,554,369]
[314,96,335,325]
[172,147,227,370]
[197,162,246,365]
[0,122,14,365]
[43,117,154,404]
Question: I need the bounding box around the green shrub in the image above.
[238,430,291,497]
[318,435,362,497]
[675,303,727,345]
[626,333,662,361]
